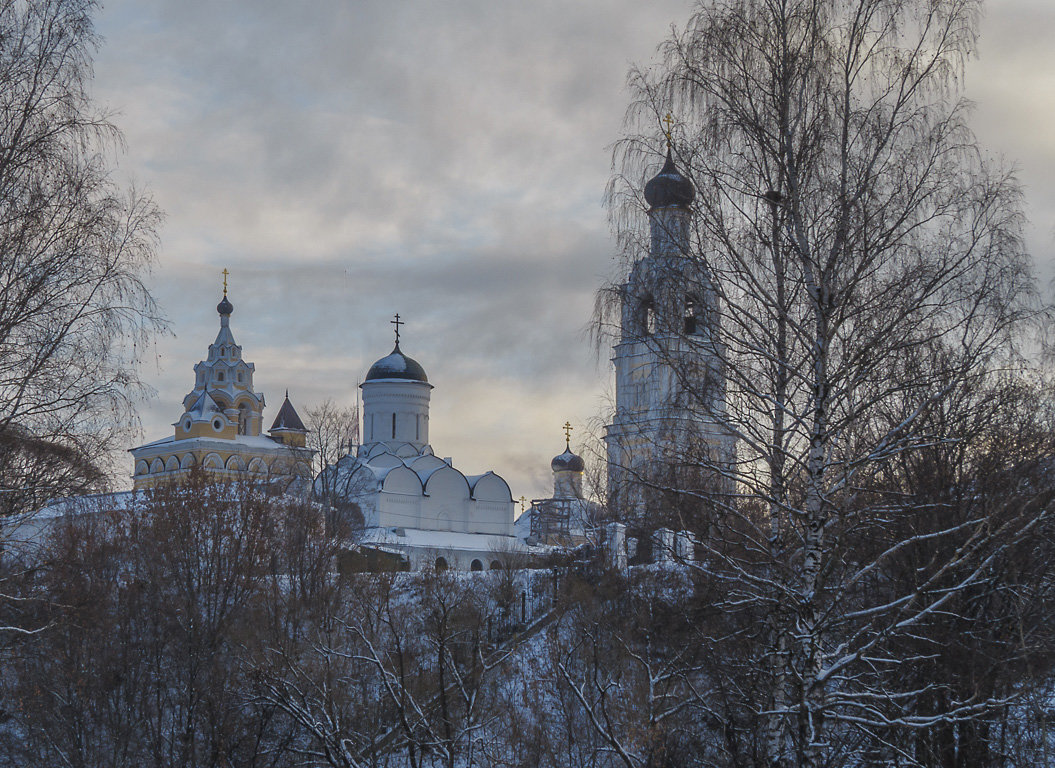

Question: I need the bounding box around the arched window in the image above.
[391,413,396,439]
[435,557,449,572]
[489,560,502,570]
[684,297,699,335]
[217,371,225,382]
[237,403,250,435]
[470,559,483,572]
[645,304,657,336]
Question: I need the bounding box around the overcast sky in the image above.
[91,0,1055,501]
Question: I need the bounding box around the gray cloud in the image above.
[92,0,1054,499]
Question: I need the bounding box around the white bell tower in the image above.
[605,139,734,524]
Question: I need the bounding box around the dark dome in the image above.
[643,147,695,209]
[217,295,234,316]
[551,447,585,473]
[365,344,429,383]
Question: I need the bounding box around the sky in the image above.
[90,0,1055,501]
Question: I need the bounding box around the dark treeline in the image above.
[0,464,1054,767]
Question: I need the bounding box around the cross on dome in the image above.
[222,267,229,296]
[552,423,585,474]
[391,313,404,346]
[663,113,675,148]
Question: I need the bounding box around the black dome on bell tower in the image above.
[643,147,695,209]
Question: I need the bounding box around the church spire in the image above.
[176,277,264,442]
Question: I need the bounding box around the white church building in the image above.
[320,322,520,571]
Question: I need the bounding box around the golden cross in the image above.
[663,113,676,148]
[563,421,573,447]
[222,268,229,296]
[519,495,527,512]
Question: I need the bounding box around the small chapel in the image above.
[514,424,599,547]
[129,281,314,492]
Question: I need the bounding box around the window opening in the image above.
[684,297,699,335]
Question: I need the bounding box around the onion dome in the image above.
[365,344,429,383]
[643,146,695,209]
[551,446,585,473]
[217,294,234,316]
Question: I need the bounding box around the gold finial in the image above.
[663,113,675,149]
[222,268,230,296]
[563,421,573,448]
[519,495,527,512]
[391,313,404,345]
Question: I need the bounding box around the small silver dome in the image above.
[551,447,585,473]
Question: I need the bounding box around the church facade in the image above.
[130,288,314,492]
[320,326,519,571]
[605,146,735,526]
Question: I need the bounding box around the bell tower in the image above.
[604,134,734,525]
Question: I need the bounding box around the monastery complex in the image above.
[121,145,727,569]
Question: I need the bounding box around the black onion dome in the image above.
[365,344,429,383]
[217,295,234,316]
[643,146,695,209]
[551,447,585,473]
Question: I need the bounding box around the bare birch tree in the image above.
[0,0,163,516]
[600,0,1055,764]
[306,400,362,533]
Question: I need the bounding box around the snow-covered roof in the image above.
[335,444,513,503]
[363,344,430,384]
[33,490,137,520]
[361,526,522,554]
[184,390,224,422]
[131,433,306,454]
